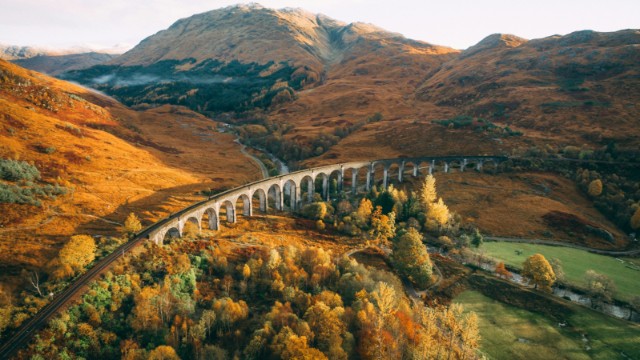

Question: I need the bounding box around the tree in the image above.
[521,254,556,292]
[369,207,396,244]
[426,198,450,227]
[471,229,483,248]
[588,179,603,197]
[123,212,142,238]
[302,202,327,220]
[631,207,640,230]
[392,228,433,289]
[585,270,616,307]
[147,345,180,360]
[373,191,395,214]
[549,258,565,284]
[58,235,96,275]
[420,174,437,210]
[355,198,373,225]
[494,262,511,279]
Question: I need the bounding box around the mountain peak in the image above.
[461,33,527,58]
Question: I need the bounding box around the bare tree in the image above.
[29,271,43,297]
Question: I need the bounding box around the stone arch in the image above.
[482,159,499,173]
[343,167,360,194]
[252,188,267,213]
[327,169,342,199]
[220,199,236,223]
[184,216,200,234]
[300,175,314,203]
[236,193,251,217]
[371,162,387,189]
[268,183,283,211]
[163,227,181,244]
[448,159,462,173]
[402,161,419,178]
[314,172,329,201]
[202,207,219,231]
[387,162,402,185]
[283,179,299,210]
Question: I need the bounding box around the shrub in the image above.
[0,159,41,182]
[301,202,327,220]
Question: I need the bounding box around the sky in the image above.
[1,0,639,51]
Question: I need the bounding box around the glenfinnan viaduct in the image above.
[147,156,505,244]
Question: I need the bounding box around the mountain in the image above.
[61,5,640,166]
[12,52,118,75]
[0,45,53,60]
[62,4,457,114]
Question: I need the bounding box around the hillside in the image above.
[60,6,640,168]
[415,30,640,149]
[0,60,261,286]
[12,52,117,75]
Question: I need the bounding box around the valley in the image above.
[1,3,639,360]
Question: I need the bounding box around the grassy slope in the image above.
[0,60,261,285]
[455,290,640,360]
[478,242,640,301]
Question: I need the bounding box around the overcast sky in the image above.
[1,0,638,51]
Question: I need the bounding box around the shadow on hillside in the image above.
[73,183,215,237]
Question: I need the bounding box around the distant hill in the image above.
[0,44,52,60]
[12,52,118,75]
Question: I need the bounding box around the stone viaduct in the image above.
[147,156,506,244]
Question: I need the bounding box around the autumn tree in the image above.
[54,235,96,278]
[588,179,603,197]
[585,270,616,307]
[355,198,373,225]
[426,198,450,228]
[131,286,163,332]
[369,206,396,244]
[304,302,348,359]
[211,297,249,331]
[522,254,556,292]
[123,212,142,238]
[392,228,433,289]
[420,174,437,210]
[147,345,180,360]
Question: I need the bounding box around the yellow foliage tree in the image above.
[522,253,556,292]
[420,175,437,210]
[588,179,603,197]
[369,207,396,243]
[148,345,180,360]
[355,198,373,225]
[630,207,640,230]
[123,212,142,238]
[57,235,96,275]
[426,198,450,226]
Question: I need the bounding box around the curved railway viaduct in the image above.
[148,156,505,244]
[0,155,505,358]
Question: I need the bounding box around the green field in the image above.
[455,290,640,360]
[478,242,640,301]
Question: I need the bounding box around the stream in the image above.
[476,262,635,321]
